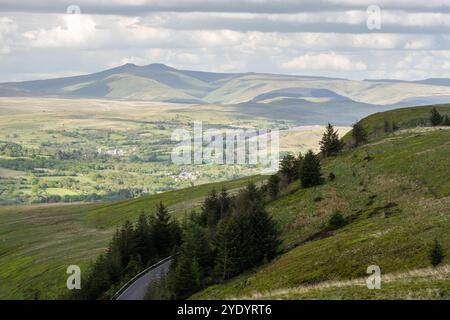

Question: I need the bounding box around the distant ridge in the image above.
[2,63,450,108]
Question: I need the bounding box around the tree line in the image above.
[148,182,281,299]
[68,202,181,299]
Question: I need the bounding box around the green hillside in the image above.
[192,105,450,300]
[343,103,450,141]
[0,175,265,299]
[1,104,449,300]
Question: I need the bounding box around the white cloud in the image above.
[24,14,97,48]
[281,52,367,71]
[1,1,450,82]
[0,17,17,54]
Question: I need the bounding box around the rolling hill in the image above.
[191,104,450,300]
[2,63,450,111]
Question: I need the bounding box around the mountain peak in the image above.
[143,63,177,71]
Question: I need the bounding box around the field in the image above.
[192,106,450,300]
[0,97,346,205]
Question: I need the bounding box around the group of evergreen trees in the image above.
[71,202,181,299]
[278,123,345,189]
[157,183,280,300]
[279,151,323,188]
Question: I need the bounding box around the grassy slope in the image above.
[0,175,265,299]
[343,103,450,141]
[192,106,450,300]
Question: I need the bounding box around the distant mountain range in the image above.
[2,63,450,125]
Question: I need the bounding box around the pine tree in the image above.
[215,184,280,280]
[116,220,135,268]
[218,188,232,220]
[279,153,296,182]
[279,153,303,182]
[319,123,344,157]
[266,174,280,199]
[293,152,303,177]
[234,181,263,208]
[180,217,213,277]
[134,213,155,266]
[429,239,445,267]
[201,189,221,227]
[430,108,443,126]
[152,202,177,258]
[352,122,368,146]
[214,213,249,279]
[245,203,280,266]
[76,254,113,300]
[167,254,201,299]
[299,150,322,188]
[105,240,122,283]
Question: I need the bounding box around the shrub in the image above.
[430,108,443,126]
[328,172,336,181]
[429,239,445,267]
[328,212,346,229]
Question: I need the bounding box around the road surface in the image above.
[116,258,172,300]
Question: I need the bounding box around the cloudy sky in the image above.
[0,0,450,82]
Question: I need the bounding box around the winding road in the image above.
[115,257,173,300]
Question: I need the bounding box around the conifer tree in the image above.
[214,213,249,279]
[167,254,201,300]
[352,122,368,146]
[245,203,280,266]
[116,220,135,267]
[134,213,154,265]
[152,202,178,258]
[266,174,280,199]
[430,108,443,126]
[180,217,213,276]
[201,188,219,225]
[218,188,232,220]
[279,153,296,182]
[215,183,280,279]
[319,123,343,157]
[299,150,322,188]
